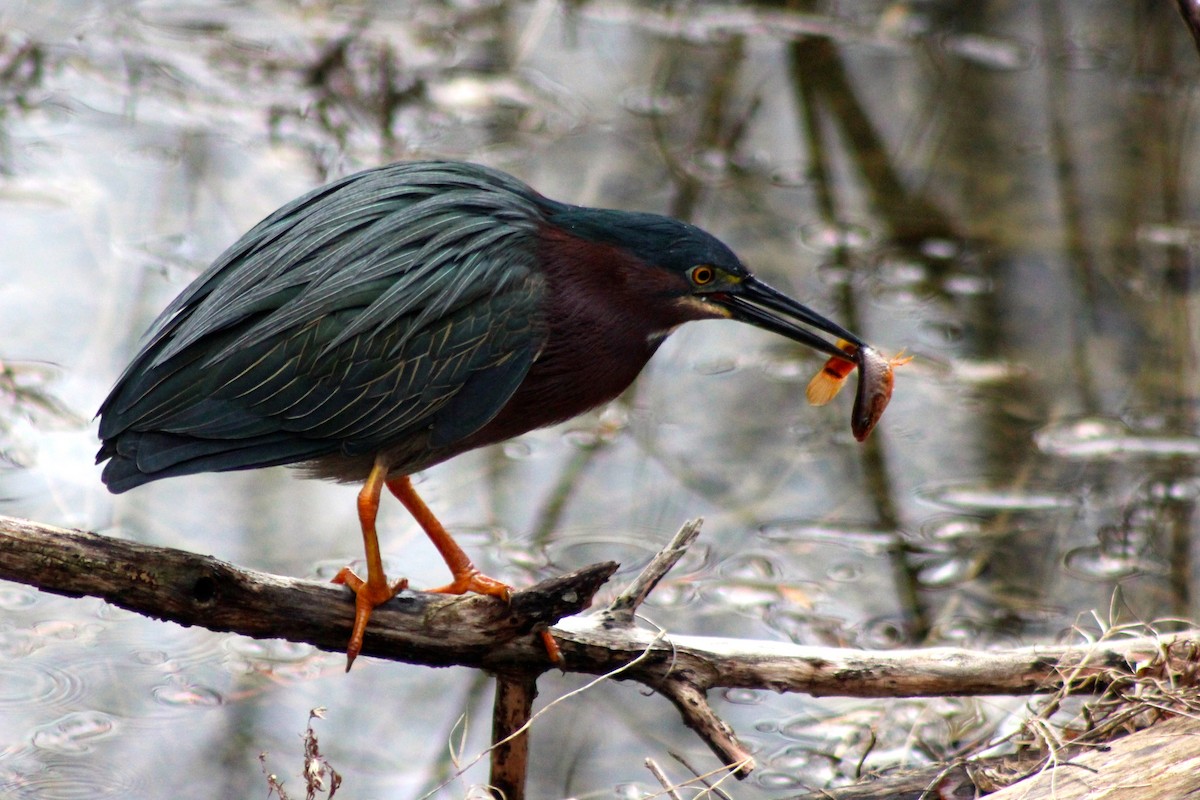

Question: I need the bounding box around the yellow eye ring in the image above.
[690,265,716,286]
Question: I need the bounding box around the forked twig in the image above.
[603,518,703,625]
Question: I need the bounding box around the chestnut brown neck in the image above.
[458,223,715,450]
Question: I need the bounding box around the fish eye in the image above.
[690,265,716,286]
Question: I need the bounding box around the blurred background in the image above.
[1,1,1199,797]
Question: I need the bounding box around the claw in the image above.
[333,566,408,671]
[540,629,564,667]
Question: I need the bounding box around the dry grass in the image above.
[261,708,343,800]
[970,618,1200,793]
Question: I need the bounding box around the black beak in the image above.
[719,276,865,359]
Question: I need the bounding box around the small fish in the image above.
[805,340,910,441]
[851,346,911,442]
[805,339,858,406]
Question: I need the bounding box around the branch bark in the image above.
[0,514,614,668]
[981,714,1200,800]
[537,615,1190,698]
[2,512,1193,692]
[490,672,538,800]
[2,513,1198,783]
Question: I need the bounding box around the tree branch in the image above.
[490,672,538,800]
[601,517,702,626]
[2,512,1192,694]
[2,513,1198,783]
[0,514,614,668]
[536,615,1186,697]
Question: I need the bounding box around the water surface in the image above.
[1,2,1198,797]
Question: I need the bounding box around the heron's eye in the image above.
[690,265,716,286]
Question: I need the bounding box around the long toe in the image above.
[428,568,512,601]
[332,567,408,670]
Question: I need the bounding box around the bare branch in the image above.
[490,673,538,800]
[644,758,684,800]
[602,517,703,625]
[0,514,614,668]
[3,513,1193,694]
[4,512,1200,787]
[535,614,1191,699]
[658,677,754,777]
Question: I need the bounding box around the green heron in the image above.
[97,160,869,668]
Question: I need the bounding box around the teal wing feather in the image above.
[97,161,550,492]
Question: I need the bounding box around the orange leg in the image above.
[331,458,409,671]
[334,471,560,667]
[385,475,511,599]
[388,476,563,665]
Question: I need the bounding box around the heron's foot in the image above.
[429,570,564,665]
[427,567,512,600]
[332,566,409,671]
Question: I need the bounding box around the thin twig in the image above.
[658,678,754,777]
[603,518,703,625]
[645,758,685,800]
[669,752,735,800]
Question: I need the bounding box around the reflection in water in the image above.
[1,1,1199,797]
[915,479,1078,512]
[1037,415,1200,459]
[149,683,224,710]
[31,710,117,754]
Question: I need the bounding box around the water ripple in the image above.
[1141,476,1200,503]
[701,582,782,610]
[224,637,316,664]
[722,688,763,706]
[919,516,989,543]
[151,682,224,709]
[1,759,138,799]
[224,638,328,682]
[0,662,84,709]
[640,579,699,610]
[1063,530,1169,581]
[916,554,985,588]
[764,743,839,779]
[758,519,895,552]
[755,770,807,790]
[825,562,863,583]
[618,85,682,117]
[1035,417,1200,460]
[916,480,1077,512]
[1063,546,1147,581]
[545,534,662,575]
[31,710,117,754]
[799,220,877,254]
